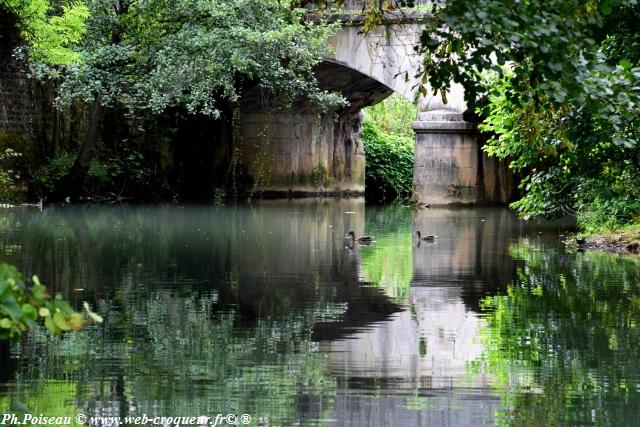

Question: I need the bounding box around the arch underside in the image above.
[315,60,398,111]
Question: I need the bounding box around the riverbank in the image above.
[574,224,640,255]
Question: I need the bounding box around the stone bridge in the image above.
[238,5,514,204]
[0,3,514,204]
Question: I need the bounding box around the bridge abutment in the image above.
[238,110,365,196]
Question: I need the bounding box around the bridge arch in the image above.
[323,20,514,205]
[326,18,468,113]
[315,59,396,110]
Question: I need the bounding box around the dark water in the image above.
[0,200,639,426]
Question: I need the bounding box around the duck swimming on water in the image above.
[416,231,435,241]
[346,230,375,244]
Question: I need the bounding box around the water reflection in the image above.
[1,201,637,426]
[320,208,542,426]
[0,201,401,426]
[476,239,640,426]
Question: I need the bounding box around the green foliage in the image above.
[0,263,101,343]
[579,193,640,234]
[33,151,75,193]
[362,96,416,202]
[420,1,640,231]
[29,0,345,118]
[420,0,637,112]
[363,95,417,138]
[480,68,640,228]
[1,0,89,65]
[0,148,22,201]
[33,146,153,197]
[361,122,414,201]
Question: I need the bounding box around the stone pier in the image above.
[412,109,515,205]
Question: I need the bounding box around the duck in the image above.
[346,230,375,244]
[416,231,435,241]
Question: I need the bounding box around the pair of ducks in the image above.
[345,230,435,244]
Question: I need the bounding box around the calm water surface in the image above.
[0,200,639,426]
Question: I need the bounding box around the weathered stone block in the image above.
[239,110,365,196]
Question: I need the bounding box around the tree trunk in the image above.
[46,100,104,203]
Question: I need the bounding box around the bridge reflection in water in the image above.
[315,208,538,426]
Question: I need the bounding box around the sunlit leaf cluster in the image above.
[0,263,101,343]
[1,0,88,64]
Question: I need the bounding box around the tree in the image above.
[416,0,640,228]
[17,0,343,201]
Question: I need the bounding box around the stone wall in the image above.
[0,11,82,157]
[0,65,33,139]
[0,10,32,145]
[238,110,365,196]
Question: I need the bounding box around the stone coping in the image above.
[412,120,477,134]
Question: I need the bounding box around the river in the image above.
[1,200,639,426]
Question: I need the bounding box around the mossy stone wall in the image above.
[239,110,365,196]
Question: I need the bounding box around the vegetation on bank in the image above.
[418,0,640,236]
[0,148,22,201]
[0,263,101,343]
[361,95,415,203]
[575,224,640,254]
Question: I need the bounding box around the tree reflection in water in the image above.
[476,239,640,426]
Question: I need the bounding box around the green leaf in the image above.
[0,318,12,329]
[21,304,38,321]
[44,315,59,334]
[619,59,632,70]
[53,311,71,331]
[67,313,85,331]
[1,298,23,321]
[31,284,48,301]
[0,281,10,300]
[599,0,613,15]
